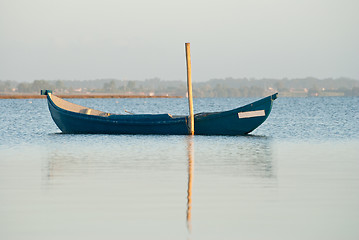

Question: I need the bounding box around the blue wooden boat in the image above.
[41,90,277,135]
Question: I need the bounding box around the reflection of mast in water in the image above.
[186,136,194,233]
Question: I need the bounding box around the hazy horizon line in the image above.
[2,76,359,83]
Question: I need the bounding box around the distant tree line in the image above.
[1,77,359,97]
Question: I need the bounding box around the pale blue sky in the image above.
[1,0,358,82]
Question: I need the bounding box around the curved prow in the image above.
[41,90,52,95]
[271,92,278,101]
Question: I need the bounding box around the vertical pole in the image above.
[185,43,194,135]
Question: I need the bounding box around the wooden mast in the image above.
[185,43,194,135]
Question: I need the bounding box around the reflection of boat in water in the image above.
[41,90,277,135]
[44,136,275,180]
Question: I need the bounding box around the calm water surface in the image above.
[0,96,358,240]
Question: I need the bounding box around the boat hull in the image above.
[46,93,277,135]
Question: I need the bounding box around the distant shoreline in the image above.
[0,94,183,99]
[0,92,355,99]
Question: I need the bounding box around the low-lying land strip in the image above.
[0,94,182,99]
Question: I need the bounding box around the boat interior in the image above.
[49,94,111,117]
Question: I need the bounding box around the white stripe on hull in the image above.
[238,110,265,119]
